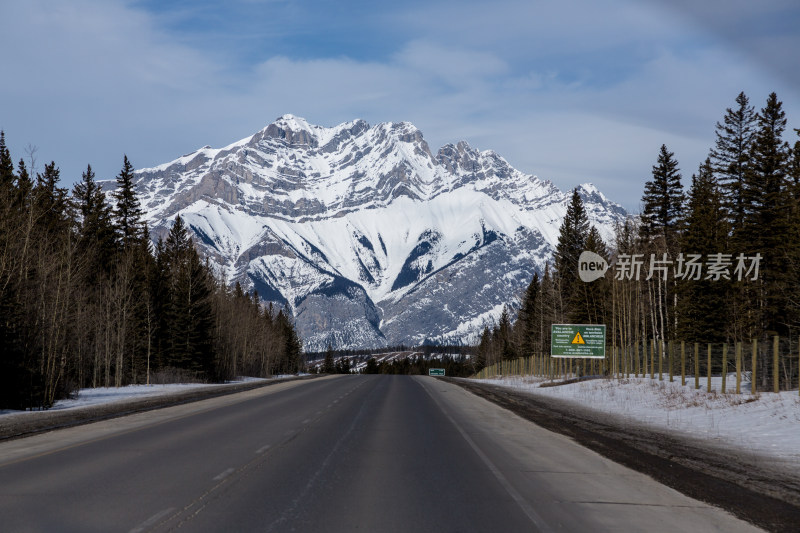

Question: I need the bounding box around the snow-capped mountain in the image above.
[132,115,627,351]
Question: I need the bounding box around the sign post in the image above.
[551,324,606,358]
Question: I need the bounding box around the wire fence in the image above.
[472,336,800,395]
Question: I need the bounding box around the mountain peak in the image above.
[130,117,627,350]
[272,114,313,132]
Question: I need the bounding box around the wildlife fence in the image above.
[472,336,800,395]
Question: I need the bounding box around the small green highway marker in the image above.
[428,368,445,376]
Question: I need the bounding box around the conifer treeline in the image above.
[477,92,800,373]
[0,140,302,409]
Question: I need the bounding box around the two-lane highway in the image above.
[0,375,761,532]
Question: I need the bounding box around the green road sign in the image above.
[551,324,606,358]
[428,368,445,376]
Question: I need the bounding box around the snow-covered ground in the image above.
[474,374,800,463]
[0,377,270,417]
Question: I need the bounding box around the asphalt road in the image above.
[0,375,762,532]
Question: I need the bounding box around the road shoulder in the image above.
[446,377,800,533]
[0,375,325,443]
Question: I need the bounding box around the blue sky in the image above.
[1,0,799,211]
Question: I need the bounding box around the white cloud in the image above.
[1,0,798,212]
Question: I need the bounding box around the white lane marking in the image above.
[213,467,235,481]
[419,380,553,533]
[302,419,310,424]
[264,384,373,533]
[129,507,176,533]
[256,444,271,454]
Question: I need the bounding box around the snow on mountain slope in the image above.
[133,115,628,351]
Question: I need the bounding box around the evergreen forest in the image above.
[0,145,302,409]
[477,92,800,385]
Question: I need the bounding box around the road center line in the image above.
[128,507,176,533]
[213,468,235,481]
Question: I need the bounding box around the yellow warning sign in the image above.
[571,332,586,345]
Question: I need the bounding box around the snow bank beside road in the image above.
[0,377,313,441]
[0,378,268,417]
[475,375,800,463]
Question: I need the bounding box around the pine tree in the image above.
[640,146,684,345]
[0,131,14,191]
[164,218,193,368]
[641,145,684,250]
[538,263,557,354]
[112,155,144,250]
[34,161,70,232]
[516,272,540,356]
[161,216,215,375]
[164,215,192,260]
[276,309,302,374]
[72,164,118,274]
[710,92,756,233]
[741,93,792,336]
[678,159,728,341]
[569,226,608,324]
[323,344,335,374]
[0,136,26,408]
[498,305,516,361]
[476,325,491,369]
[15,159,32,207]
[786,129,800,330]
[554,188,590,314]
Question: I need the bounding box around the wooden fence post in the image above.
[707,343,712,391]
[650,339,655,379]
[752,339,757,395]
[773,335,779,393]
[721,343,728,394]
[669,340,674,383]
[694,342,699,390]
[736,342,742,394]
[659,340,664,381]
[681,341,686,386]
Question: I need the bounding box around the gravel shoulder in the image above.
[0,375,320,442]
[447,377,800,533]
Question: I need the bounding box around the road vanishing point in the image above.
[0,375,762,532]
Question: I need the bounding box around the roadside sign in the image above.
[551,324,606,358]
[428,368,445,376]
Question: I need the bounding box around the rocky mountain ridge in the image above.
[130,115,628,351]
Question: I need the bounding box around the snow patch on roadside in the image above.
[475,375,800,462]
[0,378,269,416]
